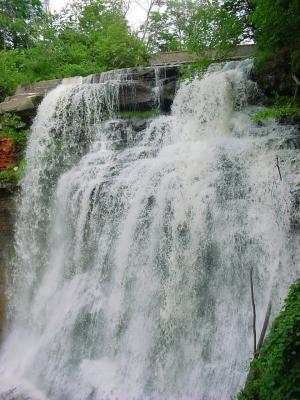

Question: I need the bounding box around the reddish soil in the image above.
[0,137,16,171]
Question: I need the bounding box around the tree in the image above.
[0,0,148,100]
[145,0,198,52]
[187,0,246,56]
[0,0,43,49]
[250,0,300,73]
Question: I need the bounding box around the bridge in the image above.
[150,44,256,66]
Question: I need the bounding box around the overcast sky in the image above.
[49,0,147,29]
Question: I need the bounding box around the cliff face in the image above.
[0,184,17,339]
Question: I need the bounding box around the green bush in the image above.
[239,278,300,400]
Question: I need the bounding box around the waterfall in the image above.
[0,59,299,400]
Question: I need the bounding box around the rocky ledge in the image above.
[0,65,180,120]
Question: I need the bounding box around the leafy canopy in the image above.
[0,0,147,100]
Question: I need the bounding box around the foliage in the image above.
[145,0,198,52]
[0,159,26,182]
[180,57,212,80]
[0,0,148,100]
[238,278,300,400]
[146,11,182,52]
[252,96,300,121]
[0,0,43,49]
[0,113,29,154]
[0,113,29,183]
[186,0,246,56]
[250,0,300,74]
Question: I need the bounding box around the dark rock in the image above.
[161,79,178,111]
[278,114,300,128]
[253,48,298,98]
[0,183,18,341]
[130,118,147,132]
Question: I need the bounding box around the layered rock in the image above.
[0,66,180,119]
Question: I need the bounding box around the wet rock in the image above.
[0,66,181,119]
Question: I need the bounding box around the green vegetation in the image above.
[0,113,29,182]
[239,278,300,400]
[186,1,247,57]
[0,113,29,154]
[0,0,147,101]
[250,0,300,75]
[253,96,300,121]
[0,159,25,183]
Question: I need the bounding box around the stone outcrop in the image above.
[0,66,180,119]
[0,79,62,119]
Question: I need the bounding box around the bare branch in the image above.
[250,267,257,356]
[275,156,282,181]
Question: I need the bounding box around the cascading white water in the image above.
[0,60,299,400]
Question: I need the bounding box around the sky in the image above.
[49,0,148,29]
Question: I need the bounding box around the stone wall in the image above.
[0,183,17,340]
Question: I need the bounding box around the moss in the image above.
[238,278,300,400]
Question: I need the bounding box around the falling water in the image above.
[0,60,299,400]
